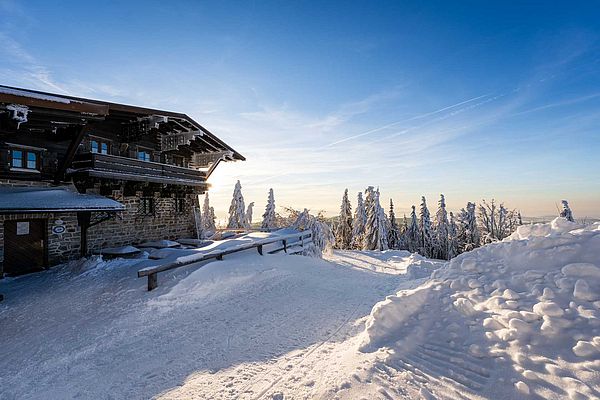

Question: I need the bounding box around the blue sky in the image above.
[1,1,599,219]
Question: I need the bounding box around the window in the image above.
[172,156,184,167]
[27,152,37,169]
[174,198,186,214]
[90,138,110,154]
[138,197,155,216]
[11,150,23,168]
[11,149,38,170]
[138,151,151,162]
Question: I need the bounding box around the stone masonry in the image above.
[0,179,200,270]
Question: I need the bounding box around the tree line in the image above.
[201,180,577,261]
[332,187,576,260]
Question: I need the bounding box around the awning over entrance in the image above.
[0,187,125,213]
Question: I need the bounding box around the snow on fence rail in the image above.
[138,231,313,291]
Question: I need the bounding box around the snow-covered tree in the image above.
[387,199,401,249]
[334,189,353,249]
[245,202,255,228]
[260,188,277,230]
[227,180,246,229]
[351,192,367,249]
[478,199,518,242]
[363,187,388,251]
[457,202,479,252]
[419,196,434,258]
[434,194,449,260]
[193,206,204,239]
[202,193,216,233]
[560,200,574,222]
[405,205,420,253]
[448,212,459,260]
[209,206,216,229]
[517,211,523,226]
[292,208,334,257]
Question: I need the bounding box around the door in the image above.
[3,219,47,275]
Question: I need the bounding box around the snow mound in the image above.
[138,240,181,248]
[360,218,600,399]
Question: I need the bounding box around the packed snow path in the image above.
[0,249,431,400]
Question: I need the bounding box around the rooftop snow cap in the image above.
[0,187,125,213]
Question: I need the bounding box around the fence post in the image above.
[148,273,158,291]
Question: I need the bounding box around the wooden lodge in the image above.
[0,85,244,276]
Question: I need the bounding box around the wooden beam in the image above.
[54,124,92,184]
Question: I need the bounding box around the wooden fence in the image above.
[138,231,313,291]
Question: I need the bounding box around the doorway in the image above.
[3,219,47,275]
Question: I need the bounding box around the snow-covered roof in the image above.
[0,186,125,213]
[0,86,80,104]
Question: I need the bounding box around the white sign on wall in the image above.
[16,221,30,235]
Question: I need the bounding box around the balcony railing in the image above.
[70,152,207,186]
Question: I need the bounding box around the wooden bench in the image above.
[138,232,313,291]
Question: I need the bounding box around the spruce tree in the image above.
[202,193,216,232]
[405,205,420,253]
[363,187,389,251]
[335,189,353,249]
[245,202,255,228]
[387,199,401,249]
[261,188,277,229]
[458,201,480,252]
[227,180,246,229]
[560,200,574,222]
[419,196,434,258]
[351,192,367,249]
[448,212,459,260]
[434,194,449,260]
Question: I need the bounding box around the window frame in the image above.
[138,197,155,217]
[137,149,151,162]
[89,136,111,155]
[174,197,186,214]
[9,148,40,171]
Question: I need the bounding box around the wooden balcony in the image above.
[69,152,207,186]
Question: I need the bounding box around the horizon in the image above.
[1,1,599,218]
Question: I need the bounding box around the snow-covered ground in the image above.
[0,218,598,399]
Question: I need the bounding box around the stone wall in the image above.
[1,179,200,272]
[86,189,199,253]
[0,212,81,267]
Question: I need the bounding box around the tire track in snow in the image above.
[236,299,365,400]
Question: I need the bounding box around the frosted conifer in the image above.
[458,202,479,252]
[387,199,401,249]
[434,194,449,260]
[419,196,434,258]
[363,187,388,251]
[351,192,367,249]
[227,180,246,229]
[560,200,574,222]
[405,205,420,253]
[202,193,216,232]
[261,188,277,229]
[245,202,255,228]
[334,189,353,249]
[448,212,459,260]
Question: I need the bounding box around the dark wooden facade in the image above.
[0,85,244,275]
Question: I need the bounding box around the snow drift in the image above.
[360,218,600,399]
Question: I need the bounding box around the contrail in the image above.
[325,93,490,147]
[370,92,506,144]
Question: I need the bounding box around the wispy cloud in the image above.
[325,93,491,146]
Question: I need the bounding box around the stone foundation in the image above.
[0,180,200,273]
